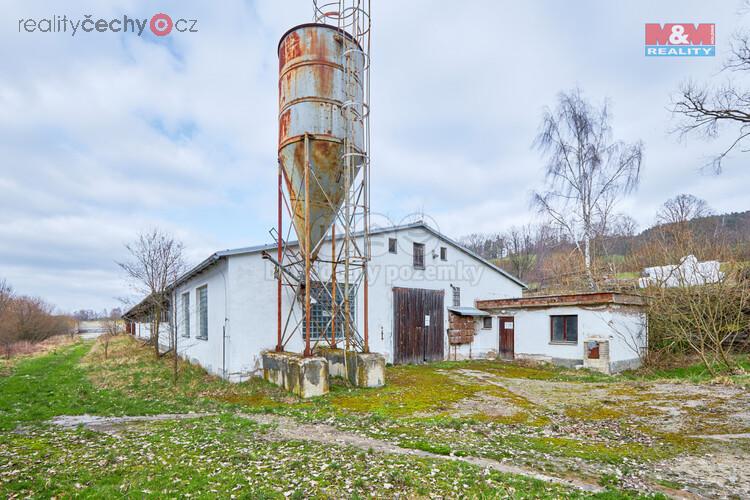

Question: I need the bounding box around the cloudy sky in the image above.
[1,0,749,312]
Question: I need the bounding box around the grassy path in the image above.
[0,342,185,431]
[1,341,639,498]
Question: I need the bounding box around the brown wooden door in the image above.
[393,287,445,364]
[499,316,515,360]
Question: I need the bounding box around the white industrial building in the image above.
[124,222,648,379]
[125,222,525,380]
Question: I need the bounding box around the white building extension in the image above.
[639,254,723,288]
[473,293,648,374]
[124,222,525,381]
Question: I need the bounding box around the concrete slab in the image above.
[262,351,329,398]
[316,348,385,388]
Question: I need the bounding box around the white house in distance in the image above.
[125,222,526,380]
[639,254,723,288]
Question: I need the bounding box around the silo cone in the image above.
[278,23,365,260]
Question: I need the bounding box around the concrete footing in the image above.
[316,348,385,388]
[262,351,329,398]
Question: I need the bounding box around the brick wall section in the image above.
[447,312,475,345]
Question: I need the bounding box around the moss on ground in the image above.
[3,415,610,498]
[0,335,732,498]
[330,363,487,417]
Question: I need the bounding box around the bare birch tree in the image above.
[117,229,185,357]
[533,88,643,289]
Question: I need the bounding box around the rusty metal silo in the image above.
[278,23,365,260]
[269,2,372,360]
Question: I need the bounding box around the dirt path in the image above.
[691,432,750,441]
[241,413,604,493]
[45,411,605,492]
[48,413,214,434]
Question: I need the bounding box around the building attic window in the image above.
[413,242,425,269]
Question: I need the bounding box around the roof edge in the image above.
[476,291,646,310]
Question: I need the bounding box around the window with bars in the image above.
[413,242,425,269]
[181,292,190,338]
[388,238,397,254]
[306,282,357,341]
[551,315,578,343]
[452,286,461,307]
[197,286,208,340]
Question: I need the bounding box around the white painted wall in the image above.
[356,226,524,363]
[165,225,524,380]
[171,260,229,378]
[478,305,647,371]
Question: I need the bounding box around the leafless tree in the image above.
[505,225,536,281]
[607,314,648,365]
[100,314,123,360]
[645,266,750,375]
[459,233,507,260]
[533,88,643,289]
[0,280,18,358]
[656,194,713,225]
[671,6,750,174]
[117,228,185,358]
[15,296,55,343]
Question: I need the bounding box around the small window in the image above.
[440,246,447,261]
[482,316,492,329]
[197,286,208,340]
[413,242,425,269]
[388,238,397,254]
[551,315,577,343]
[181,292,190,338]
[452,286,461,307]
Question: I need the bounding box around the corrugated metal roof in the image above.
[447,306,490,317]
[207,222,527,288]
[124,222,527,318]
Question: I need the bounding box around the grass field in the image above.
[1,336,749,498]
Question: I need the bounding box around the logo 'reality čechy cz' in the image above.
[17,13,197,37]
[645,24,715,57]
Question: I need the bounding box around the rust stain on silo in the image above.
[278,109,291,146]
[279,31,301,71]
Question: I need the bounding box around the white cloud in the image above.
[0,0,748,311]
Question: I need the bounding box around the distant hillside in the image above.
[639,210,750,244]
[600,211,750,258]
[462,210,750,288]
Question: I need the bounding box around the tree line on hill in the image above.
[460,199,750,291]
